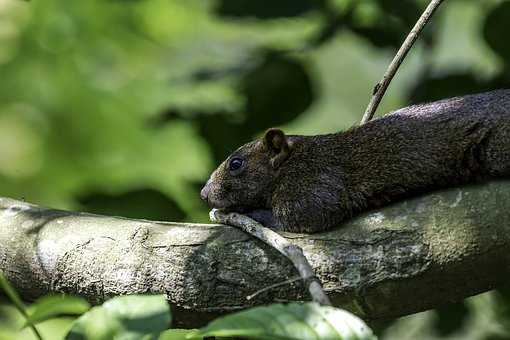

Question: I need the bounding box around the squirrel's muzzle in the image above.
[200,179,212,201]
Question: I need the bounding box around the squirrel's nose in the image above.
[200,180,211,201]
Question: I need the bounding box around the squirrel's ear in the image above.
[263,128,291,168]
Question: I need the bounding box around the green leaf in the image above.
[65,306,118,340]
[0,270,44,340]
[158,329,201,340]
[24,294,91,327]
[193,302,377,340]
[65,294,171,340]
[0,270,27,316]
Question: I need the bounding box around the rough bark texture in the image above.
[1,180,510,327]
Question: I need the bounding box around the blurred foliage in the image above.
[0,0,509,339]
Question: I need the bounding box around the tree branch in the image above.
[1,179,510,327]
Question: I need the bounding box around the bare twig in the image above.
[360,0,445,124]
[246,276,302,301]
[210,209,332,306]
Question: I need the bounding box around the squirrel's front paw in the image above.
[245,209,283,229]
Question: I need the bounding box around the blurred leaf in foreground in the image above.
[192,302,377,340]
[24,295,90,327]
[158,329,205,340]
[65,294,171,340]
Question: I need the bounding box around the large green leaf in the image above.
[0,271,26,315]
[158,329,202,340]
[65,294,171,340]
[24,294,90,327]
[192,302,377,340]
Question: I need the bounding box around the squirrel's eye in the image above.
[229,158,244,172]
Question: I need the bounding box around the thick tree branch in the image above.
[1,180,510,327]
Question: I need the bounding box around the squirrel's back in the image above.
[276,90,510,230]
[390,89,510,176]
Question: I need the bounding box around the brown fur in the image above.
[201,90,510,233]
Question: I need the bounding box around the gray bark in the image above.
[1,181,509,327]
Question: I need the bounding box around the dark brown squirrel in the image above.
[200,90,510,233]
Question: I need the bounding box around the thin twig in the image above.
[246,276,302,301]
[210,209,332,306]
[360,0,445,124]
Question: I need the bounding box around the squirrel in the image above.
[200,90,510,233]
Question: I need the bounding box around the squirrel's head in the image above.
[200,128,293,212]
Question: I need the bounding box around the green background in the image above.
[0,0,509,338]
